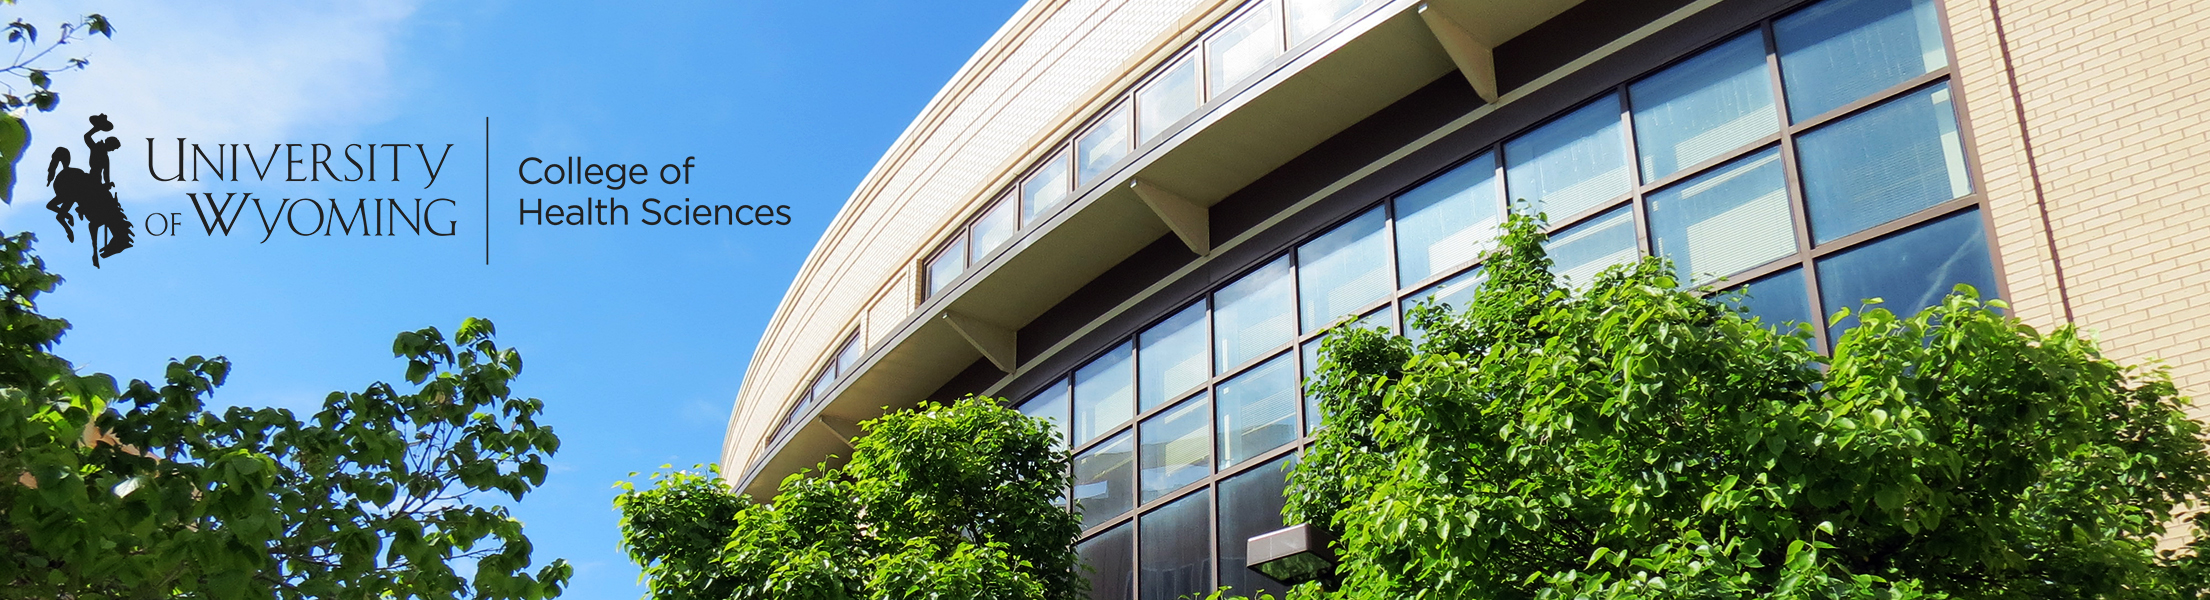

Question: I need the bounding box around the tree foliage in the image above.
[0,231,570,599]
[617,396,1080,600]
[1282,213,2210,600]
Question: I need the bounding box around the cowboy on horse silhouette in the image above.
[45,114,131,267]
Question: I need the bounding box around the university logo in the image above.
[43,114,131,267]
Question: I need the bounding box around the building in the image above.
[720,0,2210,598]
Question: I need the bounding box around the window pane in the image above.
[1220,455,1297,599]
[1776,0,1947,121]
[1080,104,1134,183]
[1300,309,1389,433]
[1722,267,1814,335]
[1219,353,1297,468]
[1288,0,1362,41]
[1630,33,1778,181]
[1404,267,1485,340]
[1021,379,1072,453]
[1075,342,1136,445]
[1796,82,1969,244]
[1073,432,1136,531]
[927,237,966,297]
[1394,154,1500,286]
[1079,523,1135,600]
[1298,207,1390,334]
[1648,148,1794,286]
[1546,205,1639,288]
[1207,2,1283,99]
[1138,56,1200,143]
[810,368,836,402]
[832,336,862,377]
[1021,151,1073,225]
[1215,257,1296,370]
[1140,394,1211,503]
[970,196,1016,258]
[1505,95,1631,221]
[1140,301,1211,410]
[1815,208,1995,342]
[1139,490,1213,600]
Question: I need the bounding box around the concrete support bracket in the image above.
[818,415,864,448]
[943,310,1018,373]
[1130,179,1210,255]
[1418,4,1499,103]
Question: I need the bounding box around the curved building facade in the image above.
[725,0,2210,597]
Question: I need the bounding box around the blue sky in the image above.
[1,1,1024,597]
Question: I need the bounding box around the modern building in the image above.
[722,0,2210,597]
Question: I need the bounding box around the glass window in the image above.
[1215,257,1296,371]
[1630,33,1778,181]
[1796,82,1969,244]
[1816,208,1995,342]
[1139,490,1213,600]
[1078,523,1135,600]
[1220,455,1297,599]
[1080,104,1134,184]
[1546,205,1639,288]
[809,367,836,404]
[1297,207,1390,334]
[1073,432,1136,531]
[1403,267,1484,340]
[1140,394,1211,502]
[1138,56,1201,143]
[1394,154,1500,287]
[1723,267,1815,335]
[1021,150,1073,225]
[1206,2,1284,99]
[832,335,863,377]
[927,237,966,297]
[1288,0,1363,42]
[1647,148,1794,286]
[1021,380,1072,453]
[1776,0,1948,121]
[1218,353,1298,468]
[1505,95,1631,221]
[970,195,1016,259]
[1139,302,1211,410]
[1301,308,1389,433]
[1075,342,1137,445]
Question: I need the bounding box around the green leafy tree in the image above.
[1279,213,2210,600]
[617,396,1079,600]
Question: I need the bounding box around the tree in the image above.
[1281,213,2210,600]
[617,396,1080,600]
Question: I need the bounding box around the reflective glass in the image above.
[1138,56,1200,143]
[1722,267,1815,335]
[832,335,862,377]
[1074,342,1136,445]
[1215,257,1296,370]
[1301,309,1389,433]
[1630,33,1778,181]
[1288,0,1363,42]
[1505,95,1631,220]
[1298,207,1390,334]
[1394,154,1500,286]
[1073,432,1136,531]
[1140,394,1212,502]
[1021,151,1072,224]
[1080,104,1134,183]
[1404,267,1484,340]
[1021,380,1071,452]
[1816,209,1995,342]
[927,237,965,297]
[1776,0,1947,121]
[969,195,1016,258]
[1207,2,1284,99]
[1796,82,1969,244]
[1648,148,1794,285]
[1546,205,1639,288]
[1078,523,1135,600]
[1220,455,1297,599]
[1139,490,1213,600]
[1219,353,1298,468]
[1139,301,1211,410]
[810,367,836,403]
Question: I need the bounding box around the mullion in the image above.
[1760,18,1831,352]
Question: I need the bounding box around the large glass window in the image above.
[1073,432,1135,531]
[927,238,966,297]
[1140,395,1212,502]
[1301,308,1390,432]
[1505,95,1631,220]
[1139,490,1213,600]
[1288,0,1364,42]
[1815,208,1995,341]
[1393,155,1500,287]
[1075,342,1137,445]
[1630,33,1778,181]
[1776,0,1947,121]
[1081,105,1135,184]
[1403,267,1483,340]
[1207,3,1284,99]
[970,195,1017,259]
[1297,208,1391,333]
[1079,523,1135,600]
[1726,267,1815,335]
[1647,148,1794,285]
[1021,380,1072,452]
[1022,151,1073,224]
[1546,205,1638,287]
[1219,455,1297,599]
[1138,56,1201,143]
[1214,257,1296,370]
[1216,353,1297,468]
[1139,302,1211,411]
[1796,82,1968,244]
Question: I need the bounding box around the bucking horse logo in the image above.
[45,114,131,267]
